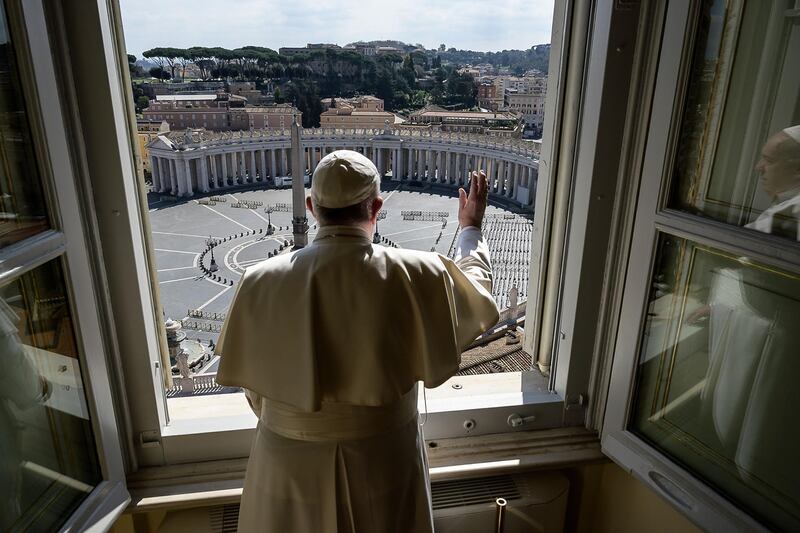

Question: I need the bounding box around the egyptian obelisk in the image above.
[291,114,308,248]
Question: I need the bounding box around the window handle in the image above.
[507,413,536,428]
[648,470,694,511]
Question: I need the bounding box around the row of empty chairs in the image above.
[481,217,534,309]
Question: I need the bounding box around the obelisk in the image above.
[291,114,308,248]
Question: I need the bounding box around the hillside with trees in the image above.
[135,42,549,127]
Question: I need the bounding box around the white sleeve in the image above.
[453,226,493,293]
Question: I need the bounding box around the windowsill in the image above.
[163,371,553,436]
[126,426,603,513]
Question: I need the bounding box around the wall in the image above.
[112,461,702,532]
[567,462,702,533]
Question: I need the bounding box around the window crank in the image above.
[507,413,536,428]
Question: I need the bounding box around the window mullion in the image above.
[0,230,65,285]
[654,210,800,272]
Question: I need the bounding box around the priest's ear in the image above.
[306,196,315,217]
[370,196,384,223]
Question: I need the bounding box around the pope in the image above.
[216,150,500,532]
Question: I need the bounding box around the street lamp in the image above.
[264,206,274,234]
[373,210,388,244]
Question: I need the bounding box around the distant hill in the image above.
[439,44,551,75]
[346,40,550,74]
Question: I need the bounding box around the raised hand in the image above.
[458,170,488,228]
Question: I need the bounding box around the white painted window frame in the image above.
[71,0,644,471]
[0,0,130,529]
[602,1,800,531]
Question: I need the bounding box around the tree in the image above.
[136,95,149,112]
[438,44,446,52]
[445,71,477,108]
[284,80,322,127]
[127,54,146,78]
[187,47,216,79]
[149,67,171,80]
[176,51,193,80]
[143,47,182,79]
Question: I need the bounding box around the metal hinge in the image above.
[565,393,587,411]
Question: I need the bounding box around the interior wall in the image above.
[566,462,701,533]
[112,462,702,532]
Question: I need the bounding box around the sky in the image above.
[119,0,554,59]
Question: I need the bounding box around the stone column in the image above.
[281,148,289,176]
[260,150,267,181]
[250,151,257,182]
[270,149,277,179]
[376,148,384,178]
[150,156,160,191]
[200,156,210,193]
[221,152,229,186]
[175,158,183,194]
[510,164,519,198]
[184,159,194,196]
[493,161,502,193]
[158,157,168,193]
[397,148,403,180]
[157,157,167,193]
[211,154,220,188]
[407,148,414,179]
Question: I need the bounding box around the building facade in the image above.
[320,96,396,129]
[504,90,546,129]
[477,83,504,111]
[408,107,523,137]
[143,94,300,132]
[136,119,170,173]
[146,126,538,206]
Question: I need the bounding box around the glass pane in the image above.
[0,260,101,532]
[630,234,800,530]
[670,0,800,242]
[0,0,50,248]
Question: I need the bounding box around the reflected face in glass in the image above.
[755,130,800,198]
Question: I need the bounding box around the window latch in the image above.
[507,413,536,428]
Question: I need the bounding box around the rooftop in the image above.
[412,109,519,120]
[155,94,218,102]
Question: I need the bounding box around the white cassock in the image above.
[216,224,499,532]
[744,190,800,241]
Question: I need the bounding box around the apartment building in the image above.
[408,106,523,136]
[319,96,396,129]
[143,93,299,131]
[504,89,546,129]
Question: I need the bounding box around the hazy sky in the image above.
[120,0,554,59]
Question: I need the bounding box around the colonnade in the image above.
[148,128,539,205]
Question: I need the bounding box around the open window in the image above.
[603,0,800,530]
[102,0,614,469]
[0,0,128,529]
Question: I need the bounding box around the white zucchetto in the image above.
[783,125,800,144]
[311,150,380,208]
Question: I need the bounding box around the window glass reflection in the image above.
[631,234,800,530]
[0,1,50,247]
[670,0,800,241]
[0,260,100,532]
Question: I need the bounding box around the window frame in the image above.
[77,0,642,472]
[0,0,130,529]
[602,0,800,531]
